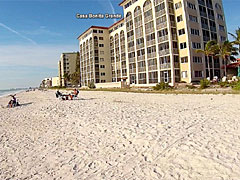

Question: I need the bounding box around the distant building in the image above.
[78,0,227,87]
[40,78,52,88]
[51,77,60,87]
[58,52,79,87]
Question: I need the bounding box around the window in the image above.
[187,2,196,10]
[189,15,198,22]
[100,65,105,68]
[99,30,103,33]
[180,42,187,49]
[181,57,188,63]
[175,2,182,9]
[221,36,226,42]
[217,14,224,21]
[93,30,98,33]
[101,72,105,76]
[101,80,106,83]
[177,15,183,22]
[100,58,104,62]
[219,25,225,32]
[100,51,104,55]
[215,3,222,10]
[182,71,188,78]
[99,37,104,40]
[191,28,200,36]
[178,28,185,36]
[194,71,203,78]
[193,56,202,63]
[192,42,201,49]
[99,44,104,47]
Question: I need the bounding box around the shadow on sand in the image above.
[75,98,97,101]
[20,102,33,106]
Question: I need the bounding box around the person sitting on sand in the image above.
[56,90,62,98]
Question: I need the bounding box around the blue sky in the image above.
[0,0,239,89]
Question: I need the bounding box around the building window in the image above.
[99,37,104,40]
[192,42,201,49]
[100,65,105,68]
[101,80,106,83]
[178,28,185,36]
[217,14,224,21]
[193,56,203,63]
[93,30,98,33]
[100,58,104,62]
[219,25,225,32]
[191,28,200,36]
[100,72,105,76]
[177,15,183,22]
[182,71,188,78]
[189,15,198,22]
[221,36,226,42]
[187,2,196,10]
[180,42,187,49]
[175,2,182,9]
[194,71,203,78]
[99,30,103,33]
[99,44,104,47]
[100,51,104,55]
[181,57,188,63]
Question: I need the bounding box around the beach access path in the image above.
[0,90,240,179]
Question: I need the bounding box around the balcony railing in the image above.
[137,56,145,61]
[160,63,171,69]
[156,22,167,30]
[129,68,136,74]
[159,49,170,56]
[129,57,135,63]
[158,36,168,43]
[138,67,146,72]
[148,65,158,71]
[147,52,156,58]
[146,39,156,46]
[155,9,166,17]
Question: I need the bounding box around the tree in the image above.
[214,41,238,76]
[229,27,240,53]
[196,40,217,79]
[63,73,71,87]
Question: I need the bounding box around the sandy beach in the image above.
[0,90,240,180]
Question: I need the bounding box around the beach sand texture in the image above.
[0,90,240,180]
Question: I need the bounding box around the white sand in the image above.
[0,90,240,180]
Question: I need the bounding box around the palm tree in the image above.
[196,40,217,79]
[229,27,240,53]
[214,41,238,76]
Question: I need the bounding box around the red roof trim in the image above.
[108,18,124,29]
[77,26,108,40]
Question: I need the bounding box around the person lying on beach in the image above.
[56,90,63,98]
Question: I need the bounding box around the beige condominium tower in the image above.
[58,52,79,87]
[78,0,227,87]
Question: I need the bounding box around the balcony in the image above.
[168,8,174,14]
[156,22,167,30]
[135,21,142,28]
[129,57,135,63]
[158,36,168,43]
[127,36,134,41]
[126,25,133,32]
[155,9,166,17]
[148,65,158,71]
[128,46,135,52]
[200,11,207,18]
[174,63,180,68]
[146,39,156,46]
[144,16,153,23]
[173,48,178,54]
[145,27,155,34]
[147,52,156,58]
[160,63,171,69]
[149,78,158,83]
[210,26,216,32]
[137,56,145,61]
[136,43,145,49]
[138,67,146,72]
[129,68,136,74]
[159,49,170,56]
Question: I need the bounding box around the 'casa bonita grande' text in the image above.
[76,13,122,19]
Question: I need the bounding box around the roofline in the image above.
[77,26,108,40]
[119,0,128,6]
[108,18,124,29]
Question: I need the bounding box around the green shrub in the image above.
[186,84,197,89]
[153,82,170,91]
[232,81,240,90]
[200,79,210,89]
[218,81,229,88]
[88,82,96,89]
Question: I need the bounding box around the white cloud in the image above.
[0,44,79,68]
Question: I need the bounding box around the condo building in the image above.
[58,52,79,87]
[78,0,227,87]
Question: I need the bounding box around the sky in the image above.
[0,0,239,89]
